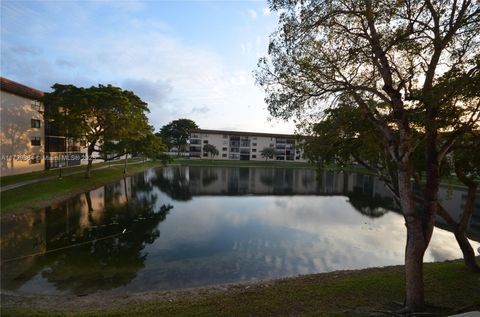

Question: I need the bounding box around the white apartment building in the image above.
[189,129,306,162]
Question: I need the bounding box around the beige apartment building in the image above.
[189,129,306,162]
[1,77,90,176]
[1,77,45,176]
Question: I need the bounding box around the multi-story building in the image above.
[1,77,46,176]
[1,77,86,176]
[189,129,306,162]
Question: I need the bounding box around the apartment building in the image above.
[1,77,46,176]
[189,129,306,162]
[1,77,86,176]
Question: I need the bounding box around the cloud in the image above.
[122,78,173,105]
[190,106,211,115]
[55,58,75,68]
[9,45,41,55]
[1,1,296,134]
[247,9,257,20]
[262,7,271,16]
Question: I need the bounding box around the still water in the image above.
[1,166,479,296]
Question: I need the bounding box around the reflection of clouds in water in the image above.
[426,228,480,262]
[143,193,479,287]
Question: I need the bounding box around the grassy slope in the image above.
[2,261,479,317]
[171,158,316,169]
[0,160,165,214]
[0,159,145,186]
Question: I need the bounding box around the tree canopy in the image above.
[256,0,479,312]
[158,119,198,155]
[203,144,219,159]
[43,84,162,177]
[260,147,276,160]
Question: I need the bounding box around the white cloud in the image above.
[1,3,295,134]
[262,7,271,16]
[247,9,257,20]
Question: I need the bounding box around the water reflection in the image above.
[1,166,479,295]
[1,174,172,295]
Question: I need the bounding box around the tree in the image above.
[256,0,479,311]
[260,147,275,161]
[102,127,171,173]
[158,119,198,155]
[44,84,154,178]
[303,102,480,271]
[203,144,219,160]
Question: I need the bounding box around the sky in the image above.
[1,0,295,134]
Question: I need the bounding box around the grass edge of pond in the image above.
[2,260,479,317]
[0,160,167,215]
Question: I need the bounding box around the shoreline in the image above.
[2,260,479,316]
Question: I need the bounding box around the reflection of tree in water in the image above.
[201,167,219,187]
[152,167,192,201]
[346,189,394,218]
[40,195,172,295]
[260,169,274,186]
[346,173,395,218]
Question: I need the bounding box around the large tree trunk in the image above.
[398,162,427,312]
[85,143,96,179]
[454,229,480,272]
[437,171,480,272]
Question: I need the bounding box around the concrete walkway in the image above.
[0,161,146,192]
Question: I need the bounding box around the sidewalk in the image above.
[0,161,145,193]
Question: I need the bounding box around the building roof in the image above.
[0,77,44,100]
[191,128,298,139]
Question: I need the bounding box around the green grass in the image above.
[171,158,316,169]
[0,160,165,215]
[0,158,145,186]
[2,261,479,316]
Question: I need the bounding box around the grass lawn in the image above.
[2,261,479,316]
[0,158,144,187]
[0,160,166,215]
[171,158,317,169]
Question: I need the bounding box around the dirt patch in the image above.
[0,280,274,310]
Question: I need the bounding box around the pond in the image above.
[1,166,479,296]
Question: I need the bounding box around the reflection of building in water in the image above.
[179,167,395,199]
[436,187,480,235]
[189,129,307,162]
[159,166,479,235]
[1,173,173,294]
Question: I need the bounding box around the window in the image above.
[31,119,41,128]
[222,147,228,151]
[31,100,42,112]
[203,140,209,144]
[31,137,41,146]
[223,135,228,139]
[222,153,227,157]
[203,152,208,157]
[252,137,257,140]
[252,149,257,152]
[251,155,256,159]
[252,142,257,146]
